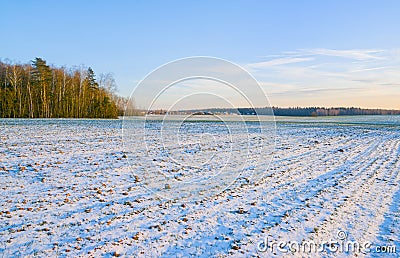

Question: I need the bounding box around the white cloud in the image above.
[248,57,313,69]
[349,66,390,73]
[302,48,385,60]
[247,48,400,109]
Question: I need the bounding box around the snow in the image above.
[0,116,399,257]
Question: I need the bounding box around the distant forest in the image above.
[0,58,127,118]
[177,107,400,117]
[244,107,400,116]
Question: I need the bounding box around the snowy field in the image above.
[0,116,399,257]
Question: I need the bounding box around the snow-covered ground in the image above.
[0,116,399,257]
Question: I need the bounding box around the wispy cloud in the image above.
[247,48,400,109]
[298,48,384,60]
[269,87,362,96]
[248,57,313,69]
[349,66,391,73]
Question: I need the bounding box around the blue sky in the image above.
[1,1,400,109]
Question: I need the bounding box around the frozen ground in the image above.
[0,116,399,257]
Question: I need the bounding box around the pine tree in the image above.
[31,58,52,117]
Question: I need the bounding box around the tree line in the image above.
[241,107,400,116]
[0,58,127,118]
[178,107,400,116]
